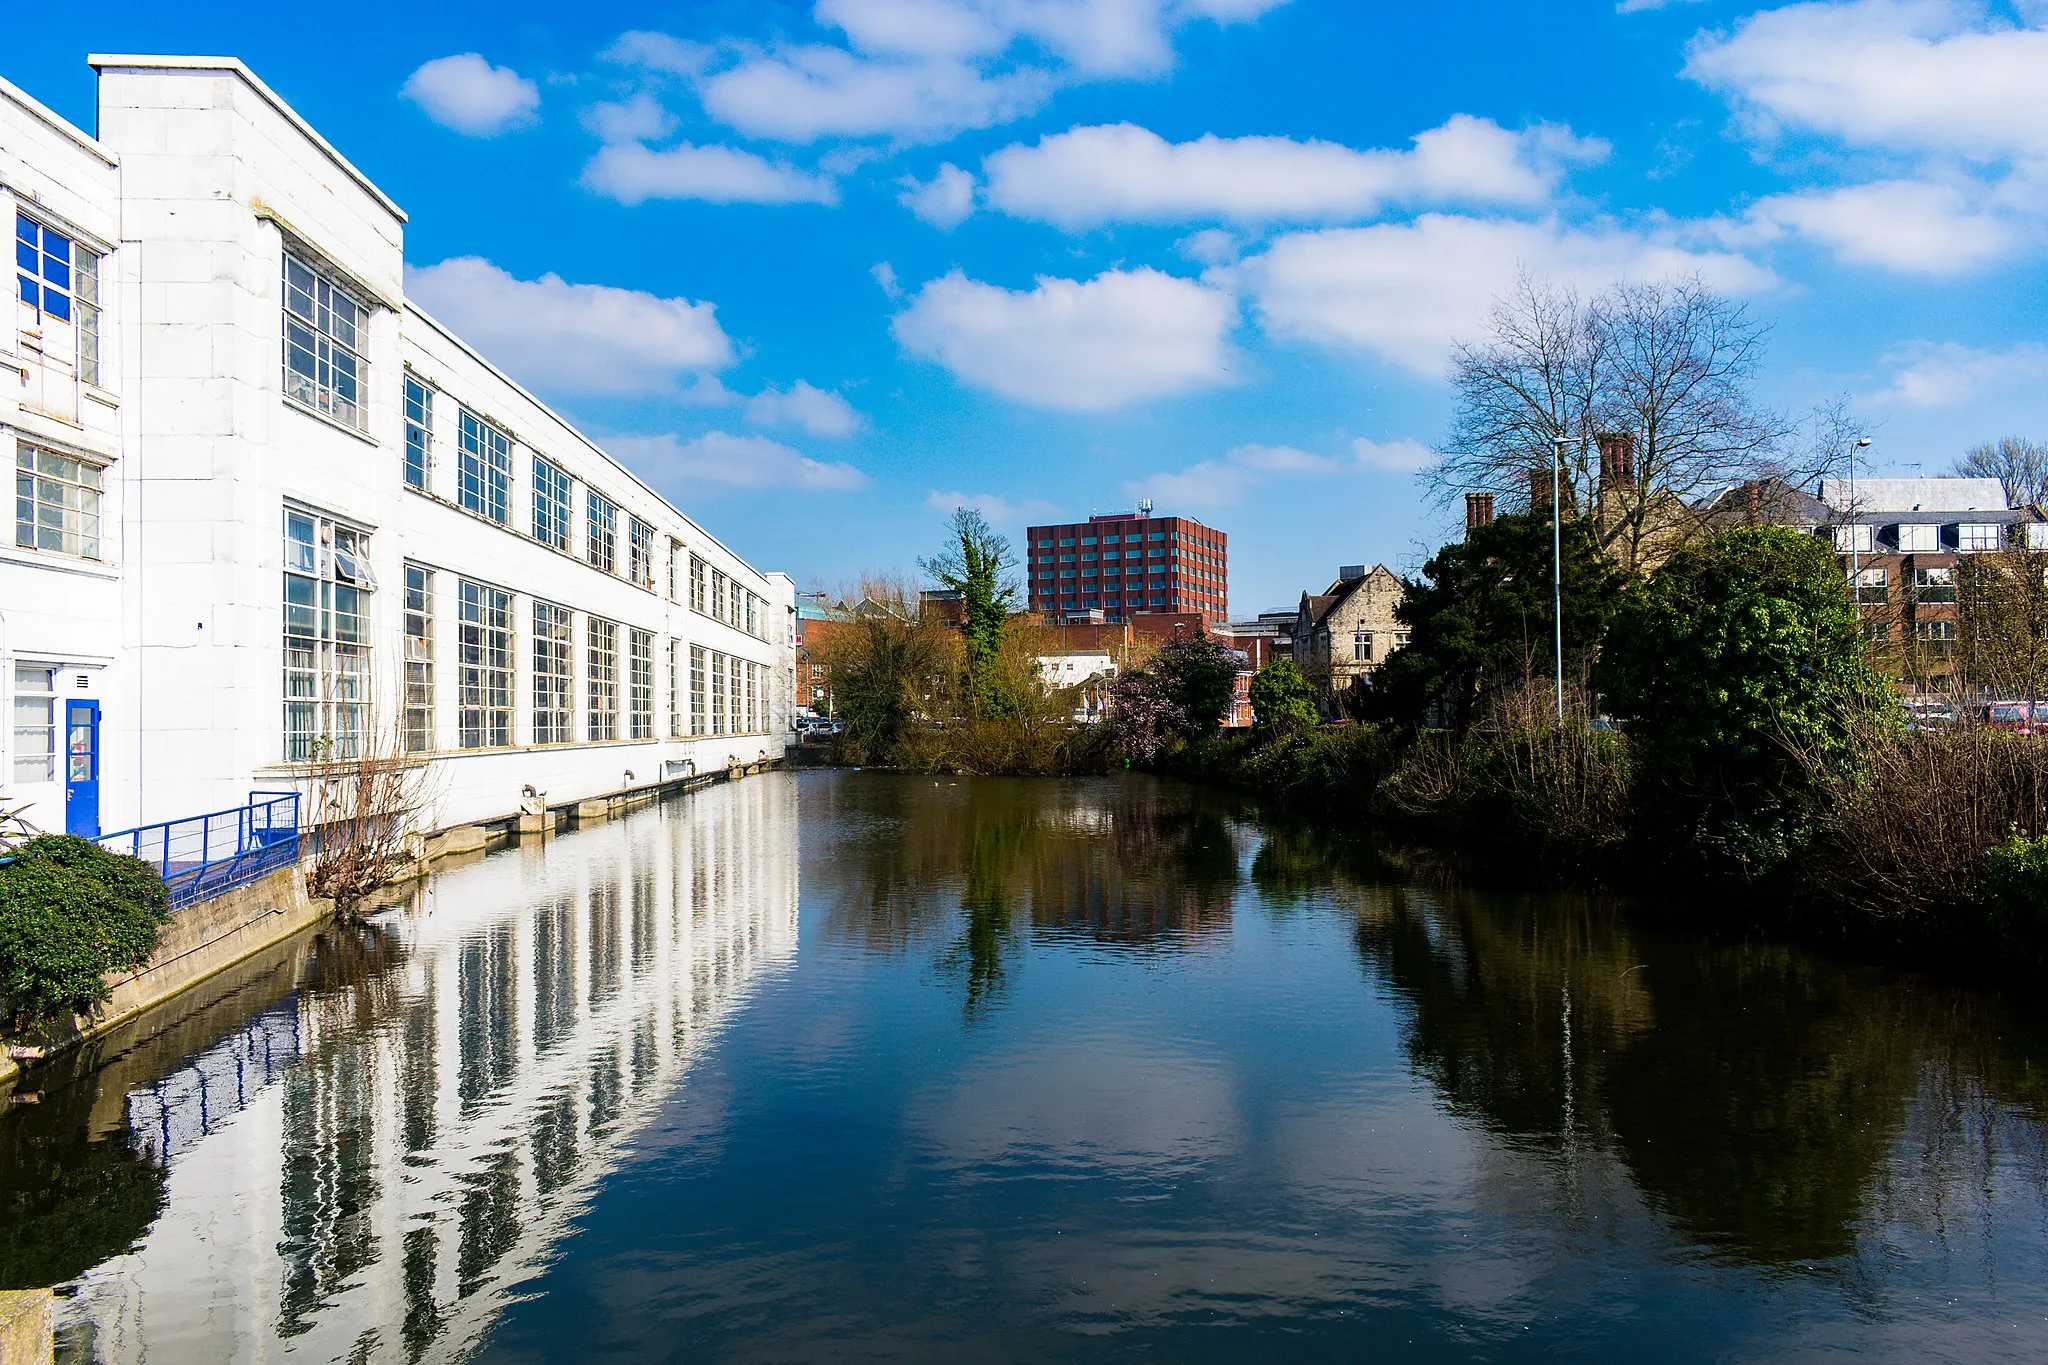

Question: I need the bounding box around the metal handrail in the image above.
[98,791,302,910]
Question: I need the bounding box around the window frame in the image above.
[532,600,574,744]
[282,251,368,430]
[456,578,514,750]
[402,375,433,491]
[403,564,435,753]
[587,617,620,741]
[628,628,654,739]
[14,441,106,560]
[628,516,655,589]
[531,456,573,551]
[587,489,618,575]
[282,507,373,763]
[457,409,512,525]
[11,662,59,784]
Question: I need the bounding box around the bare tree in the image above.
[1433,273,1605,516]
[302,712,433,909]
[1953,436,2048,509]
[1588,278,1789,569]
[1430,273,1789,570]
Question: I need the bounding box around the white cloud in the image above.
[892,267,1238,411]
[923,489,1062,524]
[401,54,540,136]
[1124,441,1350,509]
[1350,436,1436,473]
[982,115,1605,228]
[405,258,733,395]
[613,0,1291,145]
[607,431,867,491]
[1232,214,1776,377]
[900,163,978,227]
[581,142,838,206]
[1737,178,2020,273]
[582,93,677,144]
[872,261,905,300]
[1874,340,2048,406]
[1617,0,1705,11]
[746,381,864,436]
[1685,1,2048,162]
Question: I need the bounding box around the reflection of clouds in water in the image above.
[917,1031,1240,1179]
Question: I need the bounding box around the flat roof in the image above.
[88,54,406,221]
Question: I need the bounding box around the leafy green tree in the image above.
[1368,511,1628,732]
[1248,659,1318,737]
[1596,526,1890,879]
[921,508,1019,717]
[0,836,167,1030]
[1155,633,1238,740]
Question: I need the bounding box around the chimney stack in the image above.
[1598,432,1636,492]
[1465,492,1495,534]
[1529,466,1553,511]
[1745,480,1762,526]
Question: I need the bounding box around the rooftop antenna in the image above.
[1138,498,1154,516]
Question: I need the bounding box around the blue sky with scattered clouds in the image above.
[14,1,2048,612]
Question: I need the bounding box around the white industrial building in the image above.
[3,57,795,843]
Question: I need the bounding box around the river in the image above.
[3,770,2047,1361]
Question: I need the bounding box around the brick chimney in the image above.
[1598,432,1636,492]
[1465,492,1495,534]
[1529,466,1552,511]
[1745,480,1762,526]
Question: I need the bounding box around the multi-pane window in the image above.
[1916,619,1958,651]
[712,649,728,735]
[745,660,760,733]
[747,593,760,637]
[14,444,103,559]
[1958,523,2003,553]
[690,556,708,613]
[668,539,683,600]
[587,490,618,574]
[1854,567,1888,606]
[17,214,101,387]
[628,517,655,588]
[283,253,365,428]
[458,411,511,524]
[533,601,573,744]
[533,457,572,551]
[403,564,434,753]
[1914,566,1957,604]
[628,629,654,739]
[668,639,684,738]
[283,509,372,762]
[690,645,707,735]
[403,377,432,490]
[587,617,619,741]
[457,580,514,749]
[10,663,57,783]
[712,570,728,623]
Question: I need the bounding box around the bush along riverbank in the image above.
[1147,525,2048,976]
[0,836,168,1041]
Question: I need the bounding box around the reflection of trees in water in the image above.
[0,1086,165,1289]
[1347,876,2048,1270]
[817,776,1245,1018]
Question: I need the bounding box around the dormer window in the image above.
[1896,523,1939,554]
[1957,523,2002,553]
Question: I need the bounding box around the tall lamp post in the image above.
[1848,437,1872,622]
[1550,435,1569,724]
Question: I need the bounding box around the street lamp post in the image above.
[1550,436,1568,724]
[1849,437,1872,622]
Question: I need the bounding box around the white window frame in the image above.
[17,212,103,388]
[403,375,432,490]
[457,410,511,524]
[14,441,105,560]
[403,564,434,753]
[690,645,707,735]
[587,617,619,741]
[533,601,574,744]
[628,629,654,739]
[282,508,373,763]
[282,251,366,428]
[1896,523,1939,554]
[532,456,572,551]
[587,490,618,574]
[1957,523,2002,553]
[628,517,655,589]
[457,579,514,749]
[11,662,58,784]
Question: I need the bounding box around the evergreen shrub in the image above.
[0,835,167,1030]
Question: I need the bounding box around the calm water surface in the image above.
[5,770,2048,1361]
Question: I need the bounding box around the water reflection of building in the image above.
[62,776,797,1364]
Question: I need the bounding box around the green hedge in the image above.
[0,835,168,1031]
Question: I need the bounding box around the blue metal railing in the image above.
[99,791,302,910]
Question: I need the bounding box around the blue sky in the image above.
[14,1,2048,613]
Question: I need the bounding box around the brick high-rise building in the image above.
[1025,509,1228,626]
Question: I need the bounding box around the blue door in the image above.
[65,699,100,839]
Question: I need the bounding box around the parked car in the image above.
[1902,698,1958,732]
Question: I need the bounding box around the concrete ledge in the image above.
[0,1289,53,1365]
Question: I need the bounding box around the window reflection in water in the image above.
[50,775,796,1364]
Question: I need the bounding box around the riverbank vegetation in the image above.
[0,835,167,1031]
